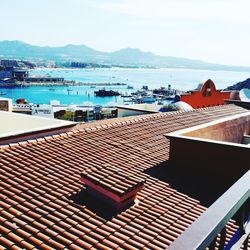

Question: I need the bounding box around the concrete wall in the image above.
[166,136,249,205]
[165,113,250,205]
[117,104,160,117]
[0,111,74,141]
[183,115,250,144]
[225,100,250,110]
[243,135,250,144]
[117,108,150,118]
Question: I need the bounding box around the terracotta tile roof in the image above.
[0,105,248,249]
[81,165,144,196]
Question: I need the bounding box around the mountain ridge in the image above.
[225,78,250,90]
[0,40,250,72]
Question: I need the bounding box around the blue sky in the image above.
[1,0,250,66]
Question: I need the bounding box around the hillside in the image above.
[225,78,250,90]
[0,40,250,71]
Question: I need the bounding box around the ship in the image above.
[94,89,120,97]
[134,95,156,104]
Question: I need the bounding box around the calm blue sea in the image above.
[1,68,249,105]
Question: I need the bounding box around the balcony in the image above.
[168,170,250,250]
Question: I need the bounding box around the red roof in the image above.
[81,164,144,196]
[0,105,248,249]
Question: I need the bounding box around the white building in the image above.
[0,97,12,112]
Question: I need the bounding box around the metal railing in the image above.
[168,170,250,250]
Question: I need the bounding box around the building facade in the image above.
[180,79,231,108]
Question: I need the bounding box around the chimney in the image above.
[80,165,144,209]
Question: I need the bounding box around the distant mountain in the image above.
[225,78,250,90]
[0,40,250,71]
[0,40,105,62]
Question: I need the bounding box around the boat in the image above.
[127,85,134,89]
[153,85,176,97]
[164,95,175,101]
[16,98,28,104]
[94,89,120,97]
[135,95,156,104]
[0,92,6,96]
[121,94,132,98]
[49,88,56,91]
[121,92,132,98]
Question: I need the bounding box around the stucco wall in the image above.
[117,108,149,117]
[165,114,250,204]
[166,136,249,204]
[183,115,250,144]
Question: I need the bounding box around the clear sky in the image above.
[1,0,250,66]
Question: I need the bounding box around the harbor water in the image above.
[0,68,249,105]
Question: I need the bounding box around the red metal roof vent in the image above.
[80,165,144,209]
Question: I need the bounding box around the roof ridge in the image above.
[64,104,248,145]
[0,109,187,151]
[0,130,72,151]
[74,108,194,130]
[0,104,246,152]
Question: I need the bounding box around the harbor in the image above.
[1,78,248,122]
[0,59,128,87]
[0,60,250,107]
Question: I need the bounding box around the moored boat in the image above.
[94,89,120,97]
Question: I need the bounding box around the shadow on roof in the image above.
[145,163,226,207]
[68,188,133,220]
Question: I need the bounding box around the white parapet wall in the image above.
[0,111,76,145]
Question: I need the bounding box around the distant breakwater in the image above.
[0,81,127,87]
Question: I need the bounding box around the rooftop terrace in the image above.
[0,111,75,145]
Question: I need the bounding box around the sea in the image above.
[1,68,249,106]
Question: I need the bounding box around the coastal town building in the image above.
[24,76,64,83]
[117,103,161,117]
[226,99,250,110]
[0,104,249,249]
[0,60,35,69]
[225,88,250,110]
[0,97,12,112]
[12,103,32,115]
[0,60,28,82]
[13,70,29,81]
[0,69,13,80]
[0,59,64,84]
[117,102,194,118]
[11,101,118,121]
[0,60,19,68]
[0,110,75,145]
[180,79,231,108]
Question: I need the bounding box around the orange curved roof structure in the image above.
[180,79,231,108]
